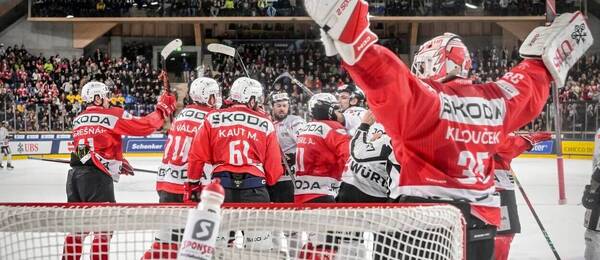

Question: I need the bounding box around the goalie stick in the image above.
[207,43,250,77]
[27,156,158,175]
[514,171,562,260]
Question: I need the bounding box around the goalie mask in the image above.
[189,77,222,108]
[81,81,110,104]
[411,33,472,82]
[308,93,340,121]
[229,77,264,105]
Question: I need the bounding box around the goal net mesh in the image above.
[0,203,464,260]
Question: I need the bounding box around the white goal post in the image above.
[0,203,465,260]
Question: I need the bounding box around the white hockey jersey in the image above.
[342,106,367,136]
[274,114,306,182]
[341,123,398,198]
[275,115,306,154]
[0,127,9,147]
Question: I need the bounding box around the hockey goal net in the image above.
[0,203,465,260]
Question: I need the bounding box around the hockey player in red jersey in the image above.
[142,77,221,260]
[493,132,551,260]
[304,0,592,258]
[185,77,283,250]
[186,76,283,202]
[63,81,175,260]
[294,93,350,204]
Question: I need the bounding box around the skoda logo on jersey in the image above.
[439,93,505,126]
[192,219,215,241]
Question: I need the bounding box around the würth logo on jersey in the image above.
[439,94,505,126]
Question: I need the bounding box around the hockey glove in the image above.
[519,12,594,87]
[305,0,378,65]
[120,159,134,176]
[183,180,202,203]
[156,92,177,119]
[522,131,552,149]
[583,167,600,209]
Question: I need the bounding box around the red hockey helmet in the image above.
[411,33,472,81]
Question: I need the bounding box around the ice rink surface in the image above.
[0,156,592,259]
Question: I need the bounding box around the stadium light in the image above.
[465,3,479,9]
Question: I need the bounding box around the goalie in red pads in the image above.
[303,0,592,258]
[63,80,175,260]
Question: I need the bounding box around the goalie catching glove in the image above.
[519,11,594,87]
[306,0,378,65]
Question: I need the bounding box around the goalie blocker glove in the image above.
[306,0,378,65]
[519,11,594,87]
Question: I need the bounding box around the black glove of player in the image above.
[582,167,600,209]
[582,184,600,209]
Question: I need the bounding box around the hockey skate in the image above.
[7,163,13,170]
[0,164,3,169]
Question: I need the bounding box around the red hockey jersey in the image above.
[187,105,283,185]
[72,106,164,182]
[344,45,552,226]
[294,120,351,203]
[157,104,213,194]
[494,134,532,191]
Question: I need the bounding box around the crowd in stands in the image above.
[32,0,582,18]
[0,40,598,133]
[0,44,163,131]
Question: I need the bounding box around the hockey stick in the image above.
[159,39,182,121]
[545,0,567,205]
[513,172,562,259]
[27,156,158,175]
[207,43,250,77]
[273,72,314,97]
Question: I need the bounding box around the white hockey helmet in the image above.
[189,77,222,107]
[229,77,264,104]
[411,33,472,81]
[81,81,110,103]
[269,91,290,104]
[308,93,340,120]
